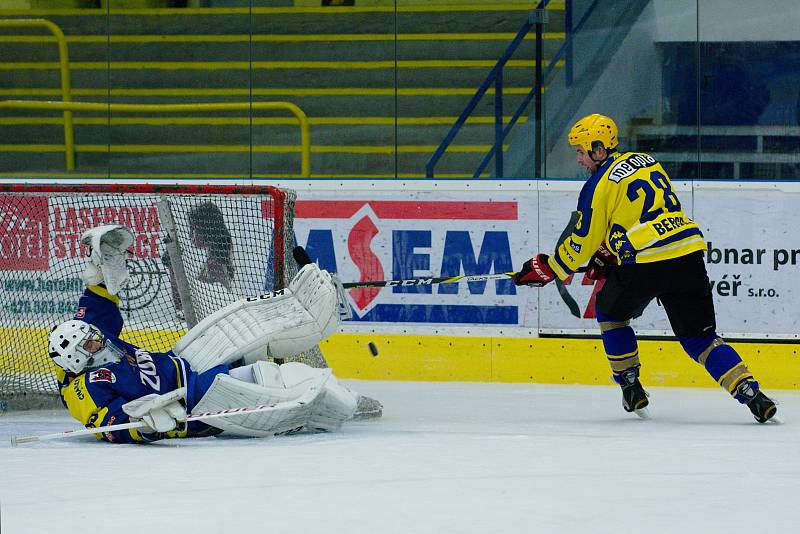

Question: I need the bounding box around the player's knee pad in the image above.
[174,269,339,373]
[679,333,749,386]
[679,332,723,362]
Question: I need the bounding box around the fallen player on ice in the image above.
[47,224,361,443]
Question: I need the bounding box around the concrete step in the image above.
[0,37,562,62]
[0,146,492,177]
[0,8,561,37]
[0,66,544,99]
[0,58,547,86]
[2,119,511,147]
[0,92,533,118]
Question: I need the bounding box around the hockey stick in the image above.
[553,211,583,318]
[11,377,328,446]
[292,246,586,289]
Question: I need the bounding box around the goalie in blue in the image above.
[49,225,360,443]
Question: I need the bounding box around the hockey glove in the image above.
[513,254,556,287]
[122,387,187,433]
[585,242,617,281]
[80,225,134,295]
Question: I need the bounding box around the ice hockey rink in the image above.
[1,380,798,534]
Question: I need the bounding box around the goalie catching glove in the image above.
[122,387,187,433]
[174,263,340,372]
[81,225,134,295]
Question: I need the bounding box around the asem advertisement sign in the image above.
[294,194,537,326]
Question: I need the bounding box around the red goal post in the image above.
[0,182,318,410]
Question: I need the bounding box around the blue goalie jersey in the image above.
[57,284,227,443]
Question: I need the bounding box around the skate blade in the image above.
[353,395,383,419]
[634,407,651,420]
[764,414,783,425]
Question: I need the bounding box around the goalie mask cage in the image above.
[0,183,327,410]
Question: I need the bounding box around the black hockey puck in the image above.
[368,342,379,357]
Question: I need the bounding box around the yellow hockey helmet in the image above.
[568,114,618,152]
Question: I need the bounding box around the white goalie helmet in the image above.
[48,320,107,374]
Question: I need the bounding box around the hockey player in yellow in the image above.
[513,114,777,423]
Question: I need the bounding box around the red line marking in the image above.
[296,200,517,220]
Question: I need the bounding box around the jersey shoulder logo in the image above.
[607,153,657,182]
[74,306,86,319]
[89,368,116,384]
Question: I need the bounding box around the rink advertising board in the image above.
[293,191,538,326]
[2,180,797,339]
[0,194,167,322]
[292,181,800,339]
[536,182,800,339]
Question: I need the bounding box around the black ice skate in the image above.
[736,381,777,423]
[620,368,650,419]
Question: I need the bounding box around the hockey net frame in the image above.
[0,182,330,410]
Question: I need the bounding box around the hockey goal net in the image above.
[0,183,328,410]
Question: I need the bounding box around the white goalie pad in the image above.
[193,362,356,437]
[81,225,134,295]
[277,362,359,432]
[174,263,340,373]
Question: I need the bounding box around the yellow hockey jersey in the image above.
[548,151,707,280]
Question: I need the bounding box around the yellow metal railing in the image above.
[0,18,75,169]
[0,100,312,177]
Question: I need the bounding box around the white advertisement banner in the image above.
[291,180,800,339]
[291,185,540,330]
[2,180,796,339]
[0,193,172,328]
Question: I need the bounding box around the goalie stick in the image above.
[292,246,587,315]
[11,380,326,446]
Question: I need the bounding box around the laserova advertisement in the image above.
[291,181,800,339]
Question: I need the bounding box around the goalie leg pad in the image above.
[278,362,359,432]
[192,366,331,437]
[193,374,318,437]
[174,289,301,372]
[174,265,340,373]
[271,263,340,356]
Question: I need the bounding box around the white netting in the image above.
[0,184,329,410]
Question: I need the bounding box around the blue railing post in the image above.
[426,1,550,178]
[494,72,504,178]
[470,0,600,179]
[565,0,573,87]
[535,4,544,177]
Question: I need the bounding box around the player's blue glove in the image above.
[513,254,556,287]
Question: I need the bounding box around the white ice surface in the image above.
[1,381,798,534]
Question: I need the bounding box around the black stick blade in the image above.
[292,246,312,267]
